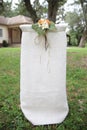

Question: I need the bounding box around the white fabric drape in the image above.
[20,24,69,125]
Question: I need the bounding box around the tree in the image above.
[47,0,66,22]
[13,0,29,17]
[0,0,4,14]
[0,1,13,17]
[72,0,87,47]
[23,0,39,23]
[23,0,67,23]
[65,11,83,46]
[1,0,67,22]
[65,0,87,47]
[78,0,87,47]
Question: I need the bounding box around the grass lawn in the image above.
[0,47,87,130]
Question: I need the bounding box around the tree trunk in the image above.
[66,34,71,46]
[47,0,58,22]
[79,0,87,47]
[79,30,87,47]
[79,0,87,29]
[23,0,39,23]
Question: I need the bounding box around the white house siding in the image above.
[0,25,8,44]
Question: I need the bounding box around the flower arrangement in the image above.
[32,19,56,35]
[32,19,56,50]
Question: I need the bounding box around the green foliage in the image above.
[65,11,84,46]
[49,22,57,31]
[65,11,83,28]
[0,0,67,22]
[69,28,83,46]
[32,23,46,35]
[0,47,87,130]
[65,0,87,47]
[13,0,30,17]
[0,1,13,17]
[69,30,78,46]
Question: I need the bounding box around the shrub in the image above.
[2,40,9,47]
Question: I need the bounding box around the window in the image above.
[0,29,3,37]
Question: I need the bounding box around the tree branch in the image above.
[23,0,39,23]
[47,0,58,22]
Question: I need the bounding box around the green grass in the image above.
[0,47,87,130]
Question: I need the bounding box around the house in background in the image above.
[0,15,33,46]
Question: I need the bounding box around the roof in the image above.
[0,16,8,25]
[0,15,33,25]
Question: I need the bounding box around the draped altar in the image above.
[20,24,69,125]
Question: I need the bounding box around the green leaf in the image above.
[32,23,46,35]
[49,22,57,31]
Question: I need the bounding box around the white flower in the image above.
[38,23,42,27]
[42,23,49,30]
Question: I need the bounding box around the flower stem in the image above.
[44,34,47,50]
